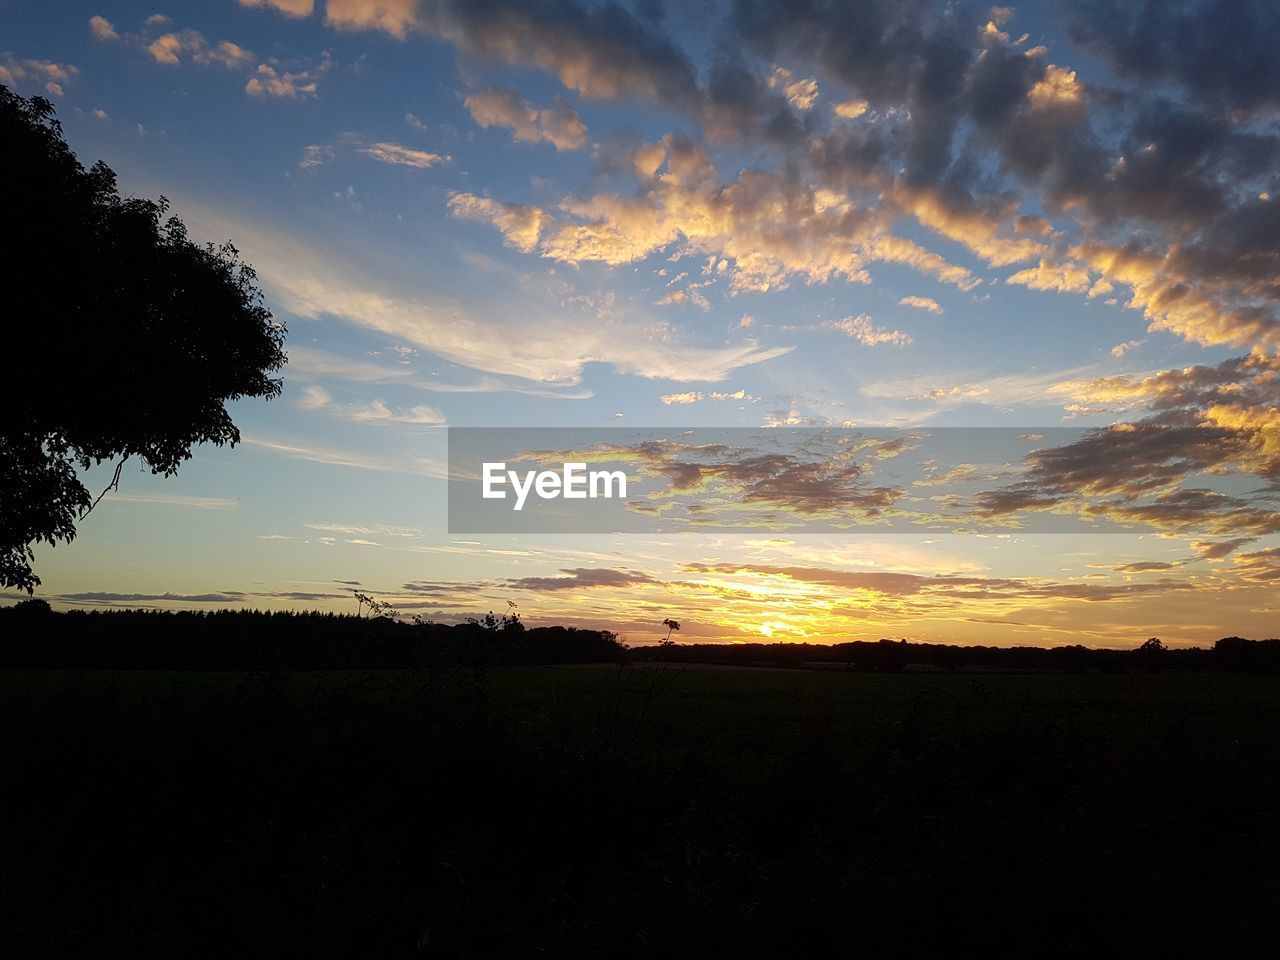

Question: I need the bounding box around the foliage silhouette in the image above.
[463,608,525,632]
[0,86,286,592]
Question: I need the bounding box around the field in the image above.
[3,664,1279,956]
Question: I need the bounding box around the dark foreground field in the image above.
[3,665,1279,956]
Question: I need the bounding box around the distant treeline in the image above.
[3,602,1279,672]
[0,603,622,670]
[630,636,1280,673]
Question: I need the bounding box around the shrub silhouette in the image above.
[0,86,286,592]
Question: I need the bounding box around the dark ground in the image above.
[3,665,1278,956]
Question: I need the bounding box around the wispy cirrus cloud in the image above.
[301,133,450,169]
[180,206,792,386]
[105,493,238,510]
[285,345,593,400]
[243,435,448,478]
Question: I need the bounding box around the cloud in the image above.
[239,0,315,17]
[1192,538,1258,561]
[727,2,1280,352]
[681,562,1194,604]
[56,591,244,604]
[827,315,912,346]
[245,63,318,98]
[766,66,819,111]
[181,206,792,386]
[1005,259,1093,294]
[464,86,588,150]
[418,0,699,105]
[506,567,660,591]
[968,358,1280,539]
[255,590,352,600]
[1064,0,1280,117]
[1110,340,1144,359]
[302,132,449,168]
[516,435,909,523]
[297,384,447,425]
[1052,353,1280,415]
[105,493,238,509]
[360,141,449,167]
[324,0,805,146]
[1231,547,1280,584]
[660,389,751,405]
[306,522,423,539]
[145,33,184,65]
[243,435,446,477]
[448,193,549,251]
[898,295,942,314]
[285,345,592,399]
[834,98,868,119]
[95,15,329,99]
[147,30,254,68]
[325,0,418,38]
[912,464,982,489]
[0,55,78,96]
[89,16,118,41]
[1027,65,1083,110]
[449,144,977,294]
[1095,560,1181,573]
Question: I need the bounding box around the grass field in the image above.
[3,664,1279,956]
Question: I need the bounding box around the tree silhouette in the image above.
[662,618,681,643]
[1137,636,1166,672]
[0,87,286,592]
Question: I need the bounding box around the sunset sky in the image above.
[4,0,1278,646]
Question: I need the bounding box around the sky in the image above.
[2,0,1278,647]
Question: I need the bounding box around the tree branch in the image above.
[80,456,128,520]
